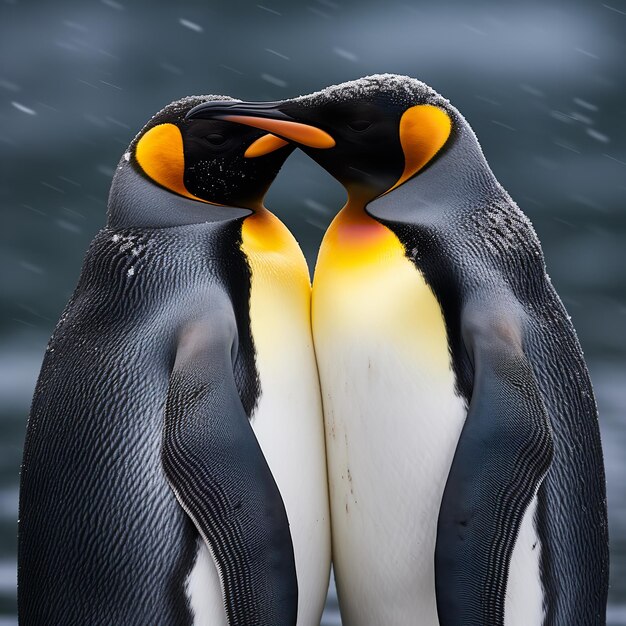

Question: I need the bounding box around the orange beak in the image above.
[218,114,335,151]
[244,134,290,158]
[186,100,335,158]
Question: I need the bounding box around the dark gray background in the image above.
[1,0,625,624]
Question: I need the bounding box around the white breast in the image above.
[243,211,331,626]
[316,320,467,626]
[312,210,466,625]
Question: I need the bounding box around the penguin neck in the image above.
[366,120,504,229]
[107,159,250,229]
[240,206,311,294]
[240,206,300,255]
[318,190,403,271]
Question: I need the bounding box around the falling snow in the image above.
[260,73,287,87]
[178,18,203,33]
[587,128,610,143]
[256,4,281,15]
[304,198,331,214]
[101,0,124,9]
[11,102,36,115]
[332,47,359,62]
[574,97,599,111]
[265,48,290,60]
[0,78,20,92]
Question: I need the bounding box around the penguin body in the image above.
[204,76,609,625]
[312,201,467,625]
[18,96,330,625]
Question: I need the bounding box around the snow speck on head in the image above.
[127,266,135,277]
[12,102,36,115]
[179,18,203,33]
[288,74,450,110]
[126,94,238,154]
[123,152,130,162]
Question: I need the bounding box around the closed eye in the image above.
[347,120,373,132]
[205,133,227,145]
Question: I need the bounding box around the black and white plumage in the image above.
[206,75,609,626]
[18,96,330,625]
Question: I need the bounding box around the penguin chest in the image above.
[312,212,467,623]
[240,211,330,624]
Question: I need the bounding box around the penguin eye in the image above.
[347,120,373,132]
[205,133,227,146]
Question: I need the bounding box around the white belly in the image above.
[317,328,467,625]
[250,308,331,626]
[312,208,467,625]
[244,212,331,625]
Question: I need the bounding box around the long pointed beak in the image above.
[186,100,335,151]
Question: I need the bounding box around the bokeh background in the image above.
[1,0,625,623]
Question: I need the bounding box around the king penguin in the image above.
[194,76,609,625]
[18,95,332,626]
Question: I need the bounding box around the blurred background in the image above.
[1,0,625,623]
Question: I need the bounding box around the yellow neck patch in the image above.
[317,199,397,271]
[241,208,303,255]
[387,104,451,193]
[135,123,210,203]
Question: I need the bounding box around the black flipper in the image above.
[435,303,554,625]
[162,309,297,626]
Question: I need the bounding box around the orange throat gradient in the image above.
[312,196,453,369]
[316,198,402,271]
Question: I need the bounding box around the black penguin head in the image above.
[186,76,456,204]
[127,95,299,210]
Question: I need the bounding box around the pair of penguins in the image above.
[19,75,608,626]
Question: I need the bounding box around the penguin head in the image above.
[186,76,456,204]
[123,95,305,211]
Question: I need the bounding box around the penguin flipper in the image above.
[162,311,297,626]
[435,303,554,626]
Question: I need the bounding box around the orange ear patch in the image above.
[135,123,209,203]
[387,105,452,193]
